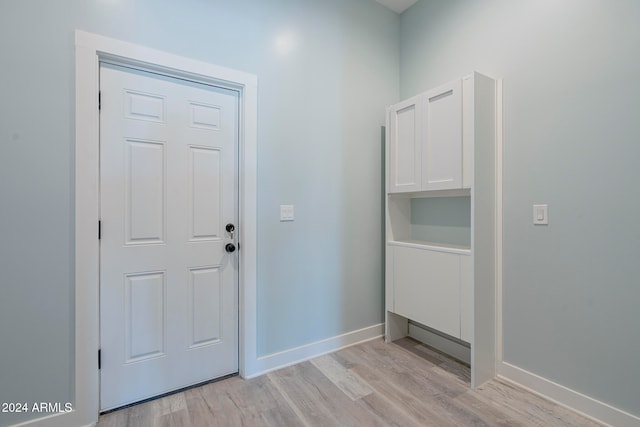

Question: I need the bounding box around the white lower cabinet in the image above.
[391,244,470,341]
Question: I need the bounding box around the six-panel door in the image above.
[99,63,239,411]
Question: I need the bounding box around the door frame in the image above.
[72,30,257,426]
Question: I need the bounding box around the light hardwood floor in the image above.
[96,338,603,427]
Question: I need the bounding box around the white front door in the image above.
[99,63,239,411]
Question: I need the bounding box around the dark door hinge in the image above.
[98,91,101,111]
[98,349,101,370]
[98,220,102,240]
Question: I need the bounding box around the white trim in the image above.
[495,78,504,369]
[485,79,640,427]
[8,412,94,427]
[56,30,258,427]
[246,324,384,379]
[499,362,640,427]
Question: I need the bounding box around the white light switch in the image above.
[533,204,548,225]
[280,205,295,221]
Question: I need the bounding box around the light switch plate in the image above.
[280,204,294,221]
[533,204,548,225]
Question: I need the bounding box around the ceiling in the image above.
[374,0,418,14]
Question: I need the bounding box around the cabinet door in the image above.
[422,80,462,191]
[393,246,460,338]
[388,95,422,193]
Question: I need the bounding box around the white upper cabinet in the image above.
[422,79,462,190]
[387,78,464,193]
[388,95,422,193]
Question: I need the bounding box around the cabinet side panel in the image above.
[472,73,497,388]
[387,196,411,242]
[462,76,474,189]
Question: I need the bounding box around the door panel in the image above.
[393,246,460,339]
[188,267,222,347]
[99,63,239,411]
[189,146,221,240]
[388,95,422,193]
[125,271,166,362]
[422,80,462,190]
[124,139,166,244]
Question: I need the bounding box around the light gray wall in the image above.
[0,1,398,425]
[401,0,640,416]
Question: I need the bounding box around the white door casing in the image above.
[99,63,239,410]
[73,31,258,427]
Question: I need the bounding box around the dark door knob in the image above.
[225,223,235,233]
[225,243,236,253]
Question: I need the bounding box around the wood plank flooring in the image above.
[96,338,603,427]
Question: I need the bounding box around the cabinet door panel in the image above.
[422,80,462,191]
[460,254,472,343]
[388,95,422,193]
[393,246,460,338]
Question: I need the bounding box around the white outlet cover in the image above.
[533,204,548,225]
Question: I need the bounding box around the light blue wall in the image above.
[10,0,637,423]
[0,1,399,425]
[401,0,640,416]
[411,197,470,247]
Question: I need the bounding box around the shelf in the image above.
[387,193,471,248]
[387,239,471,255]
[388,188,470,199]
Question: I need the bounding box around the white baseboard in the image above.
[247,323,384,379]
[9,411,95,427]
[12,325,382,426]
[499,361,640,427]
